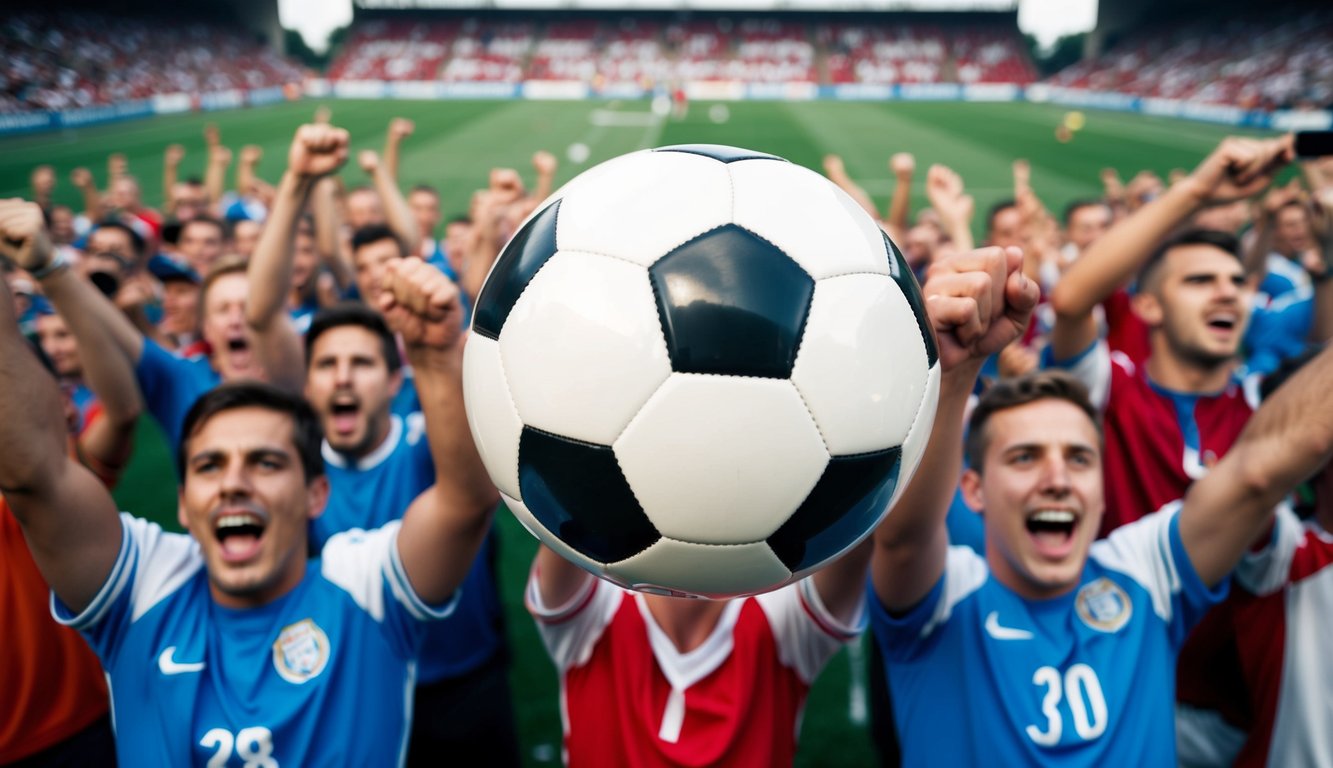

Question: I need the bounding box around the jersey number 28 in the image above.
[201,726,278,768]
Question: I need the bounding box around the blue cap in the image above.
[147,254,201,284]
[28,294,56,316]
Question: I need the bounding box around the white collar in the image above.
[635,594,745,691]
[321,414,402,471]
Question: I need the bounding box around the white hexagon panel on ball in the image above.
[792,273,932,456]
[728,158,890,280]
[461,334,524,500]
[554,151,733,268]
[614,374,829,545]
[499,250,672,446]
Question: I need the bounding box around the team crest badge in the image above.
[1075,578,1132,633]
[272,619,330,684]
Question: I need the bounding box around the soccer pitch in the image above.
[0,98,1276,766]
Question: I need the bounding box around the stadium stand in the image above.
[1048,9,1333,109]
[0,11,303,114]
[325,13,1034,88]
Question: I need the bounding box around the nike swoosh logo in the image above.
[158,646,205,675]
[984,611,1034,641]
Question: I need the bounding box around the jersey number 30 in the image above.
[201,727,278,768]
[1025,664,1108,746]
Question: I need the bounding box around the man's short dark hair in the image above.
[92,219,145,259]
[181,216,226,240]
[986,198,1017,234]
[965,370,1102,473]
[178,382,325,483]
[305,303,402,374]
[1136,228,1241,292]
[351,224,402,256]
[1062,199,1110,227]
[410,184,439,198]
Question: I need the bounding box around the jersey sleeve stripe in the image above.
[51,515,133,630]
[526,565,599,625]
[385,525,458,622]
[921,546,989,638]
[797,578,865,641]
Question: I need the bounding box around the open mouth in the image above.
[1205,312,1237,333]
[329,398,361,435]
[214,511,266,563]
[1025,509,1077,557]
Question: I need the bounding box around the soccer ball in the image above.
[463,144,940,599]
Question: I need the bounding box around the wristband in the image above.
[29,249,68,281]
[1313,264,1332,284]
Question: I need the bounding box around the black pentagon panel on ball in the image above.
[883,231,939,368]
[650,224,815,378]
[767,447,903,573]
[653,144,787,164]
[471,200,562,341]
[518,426,661,563]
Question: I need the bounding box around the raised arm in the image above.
[162,144,185,217]
[380,258,499,605]
[0,202,124,613]
[30,165,55,211]
[236,145,265,202]
[107,153,128,187]
[1181,341,1333,586]
[872,246,1038,611]
[531,150,558,206]
[360,149,421,257]
[884,152,915,243]
[70,168,102,223]
[925,164,975,253]
[1049,135,1296,361]
[382,118,413,183]
[246,125,349,393]
[822,154,879,220]
[2,198,147,368]
[204,124,232,211]
[310,176,354,290]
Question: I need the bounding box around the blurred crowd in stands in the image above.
[0,12,304,114]
[6,8,1332,113]
[1049,9,1333,110]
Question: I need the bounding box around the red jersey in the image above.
[0,499,110,762]
[1102,288,1150,367]
[0,410,121,762]
[1180,505,1333,767]
[1054,341,1259,535]
[527,573,861,767]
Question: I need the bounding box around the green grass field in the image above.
[0,98,1276,766]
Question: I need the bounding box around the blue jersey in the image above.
[54,515,455,767]
[135,339,220,452]
[314,414,505,683]
[1244,288,1314,375]
[871,505,1225,767]
[290,300,318,337]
